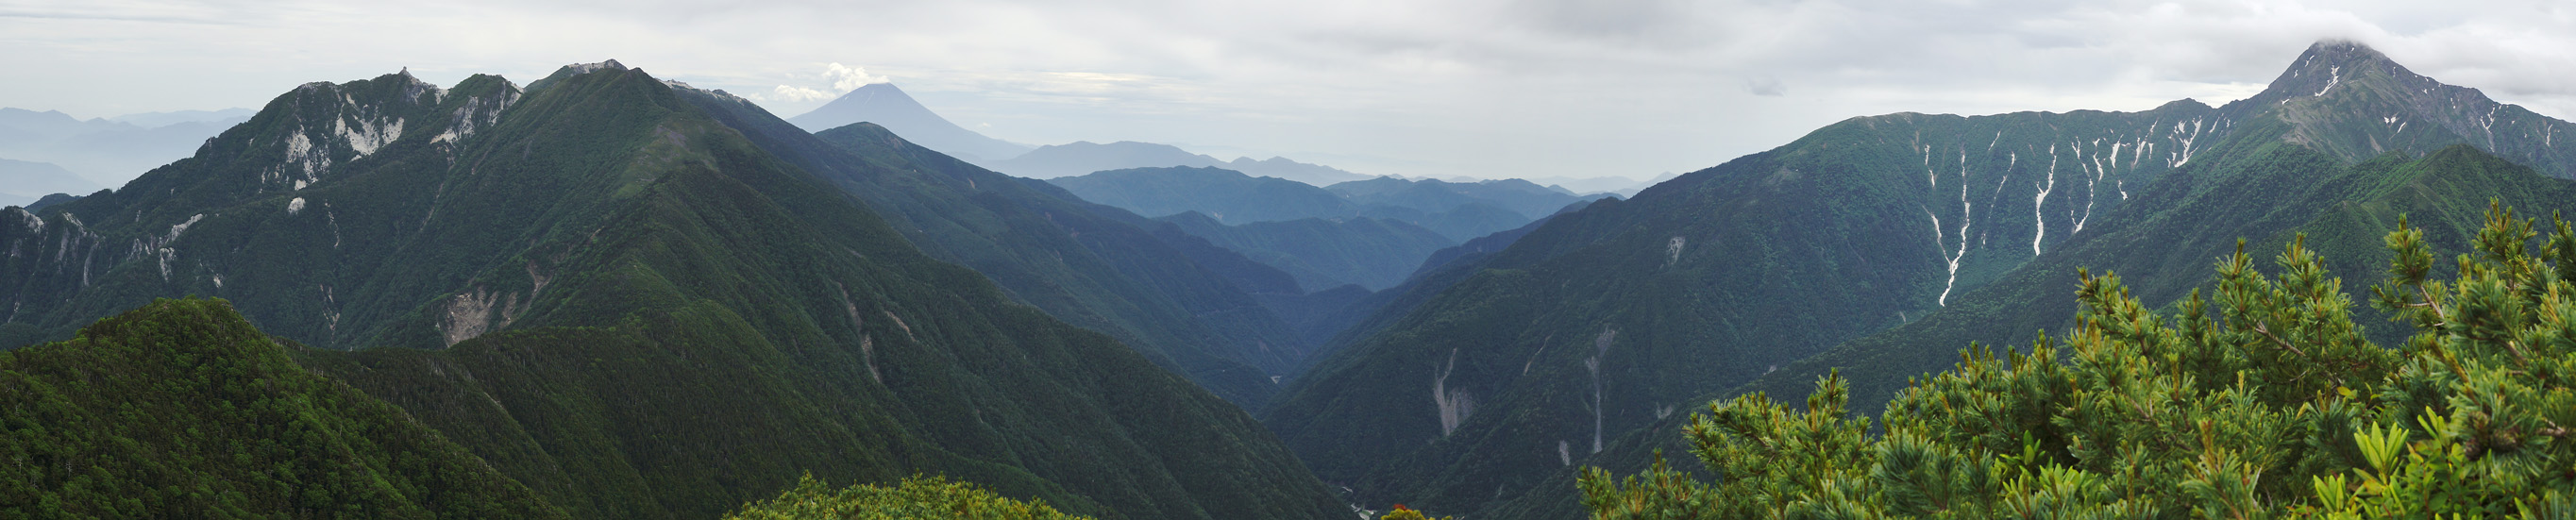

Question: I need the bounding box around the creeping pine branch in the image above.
[2250,321,2348,388]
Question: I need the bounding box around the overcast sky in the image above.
[5,0,2573,180]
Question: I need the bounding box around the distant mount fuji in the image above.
[786,83,1035,162]
[784,84,1380,186]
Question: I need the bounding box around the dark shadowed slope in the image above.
[679,86,1316,408]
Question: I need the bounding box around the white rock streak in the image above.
[2034,144,2057,256]
[1433,348,1475,437]
[1585,328,1615,454]
[2074,142,2100,235]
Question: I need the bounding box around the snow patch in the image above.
[287,197,306,215]
[2316,66,2341,96]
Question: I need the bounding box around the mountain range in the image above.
[1261,41,2576,518]
[984,141,1374,186]
[672,82,1317,409]
[1047,166,1614,298]
[0,159,100,207]
[8,39,2572,520]
[783,84,1375,187]
[0,61,1343,520]
[1050,165,1610,243]
[0,107,250,188]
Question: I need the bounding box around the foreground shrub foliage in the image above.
[724,475,1087,520]
[1581,202,2576,518]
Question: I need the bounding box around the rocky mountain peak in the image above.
[2228,41,2576,177]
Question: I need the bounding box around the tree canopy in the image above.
[1582,201,2576,518]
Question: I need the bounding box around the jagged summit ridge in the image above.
[2241,40,2576,176]
[565,59,627,75]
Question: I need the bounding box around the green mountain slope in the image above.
[1472,42,2576,519]
[1492,143,2576,520]
[0,62,1343,520]
[0,298,563,519]
[668,86,1310,409]
[1260,41,2576,519]
[1158,211,1456,292]
[1735,42,2576,424]
[1263,82,2217,520]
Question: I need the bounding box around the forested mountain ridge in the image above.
[1507,143,2576,520]
[1262,60,2224,520]
[667,83,1312,409]
[1262,41,2576,519]
[0,61,1345,520]
[1,298,564,518]
[1727,41,2576,429]
[1579,195,2576,517]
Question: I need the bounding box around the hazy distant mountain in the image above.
[0,108,247,186]
[107,108,258,128]
[988,141,1372,185]
[1050,166,1355,224]
[1518,175,1662,195]
[986,141,1228,177]
[1518,173,1680,196]
[1328,176,1612,225]
[1223,156,1374,185]
[0,158,101,204]
[785,83,1034,161]
[1052,166,1608,242]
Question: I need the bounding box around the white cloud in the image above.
[823,62,887,91]
[766,84,838,102]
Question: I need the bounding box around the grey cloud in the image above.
[1745,76,1784,96]
[3,0,2573,180]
